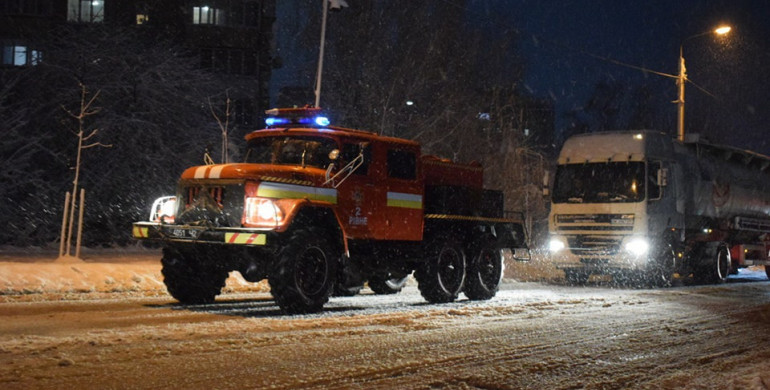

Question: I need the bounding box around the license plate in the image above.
[172,228,199,239]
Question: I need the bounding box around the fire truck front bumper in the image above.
[132,222,276,247]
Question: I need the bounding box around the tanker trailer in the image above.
[547,130,770,286]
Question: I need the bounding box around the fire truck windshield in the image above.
[244,136,339,168]
[552,162,646,204]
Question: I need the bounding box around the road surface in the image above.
[1,267,769,389]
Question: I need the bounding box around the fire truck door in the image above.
[335,143,378,239]
[377,148,424,241]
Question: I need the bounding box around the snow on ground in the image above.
[0,247,564,299]
[1,247,770,389]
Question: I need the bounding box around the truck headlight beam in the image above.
[549,238,565,253]
[624,238,650,257]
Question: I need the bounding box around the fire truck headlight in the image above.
[549,238,566,253]
[150,196,176,223]
[244,197,284,228]
[624,238,650,257]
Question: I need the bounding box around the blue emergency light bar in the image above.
[264,109,330,128]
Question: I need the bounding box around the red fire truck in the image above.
[133,108,528,314]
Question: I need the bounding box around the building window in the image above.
[2,45,42,66]
[3,0,51,15]
[233,99,254,127]
[193,6,225,25]
[201,48,258,75]
[67,0,105,23]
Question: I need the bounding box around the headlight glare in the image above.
[625,238,649,256]
[549,238,565,253]
[150,196,176,223]
[244,197,284,228]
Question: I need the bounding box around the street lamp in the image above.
[676,25,731,141]
[314,0,348,108]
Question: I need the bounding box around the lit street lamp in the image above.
[675,26,731,141]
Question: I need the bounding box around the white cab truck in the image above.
[548,130,770,285]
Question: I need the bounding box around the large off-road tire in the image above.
[269,229,338,314]
[368,274,409,295]
[464,236,504,300]
[161,247,228,304]
[415,237,466,303]
[693,243,731,284]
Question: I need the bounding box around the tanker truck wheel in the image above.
[464,235,504,300]
[416,237,466,303]
[269,228,338,314]
[368,274,409,295]
[645,242,676,287]
[693,243,730,284]
[564,268,590,285]
[161,247,228,304]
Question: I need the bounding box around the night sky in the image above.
[272,0,770,153]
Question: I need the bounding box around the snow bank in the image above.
[0,248,270,299]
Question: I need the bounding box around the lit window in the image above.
[1,45,42,66]
[67,0,104,23]
[2,46,12,66]
[193,6,225,25]
[136,14,149,24]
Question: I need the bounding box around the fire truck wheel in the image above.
[368,274,409,295]
[464,237,503,300]
[415,239,466,303]
[269,229,338,314]
[161,248,227,304]
[694,243,730,285]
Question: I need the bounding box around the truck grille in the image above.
[567,235,623,256]
[185,186,226,208]
[176,183,245,227]
[555,213,634,232]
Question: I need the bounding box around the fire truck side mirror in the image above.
[328,149,340,161]
[542,171,550,197]
[657,168,668,186]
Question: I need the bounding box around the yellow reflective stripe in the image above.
[225,233,266,245]
[257,182,337,204]
[132,226,149,238]
[260,176,313,186]
[387,192,423,209]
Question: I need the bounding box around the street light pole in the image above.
[676,46,687,141]
[676,26,731,142]
[314,0,330,108]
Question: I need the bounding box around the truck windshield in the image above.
[552,162,646,203]
[244,136,338,168]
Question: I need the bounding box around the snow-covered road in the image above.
[1,258,769,389]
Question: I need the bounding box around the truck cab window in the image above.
[244,136,338,168]
[648,162,661,200]
[340,143,371,175]
[387,149,417,180]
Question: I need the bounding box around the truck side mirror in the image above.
[657,168,668,186]
[542,171,550,197]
